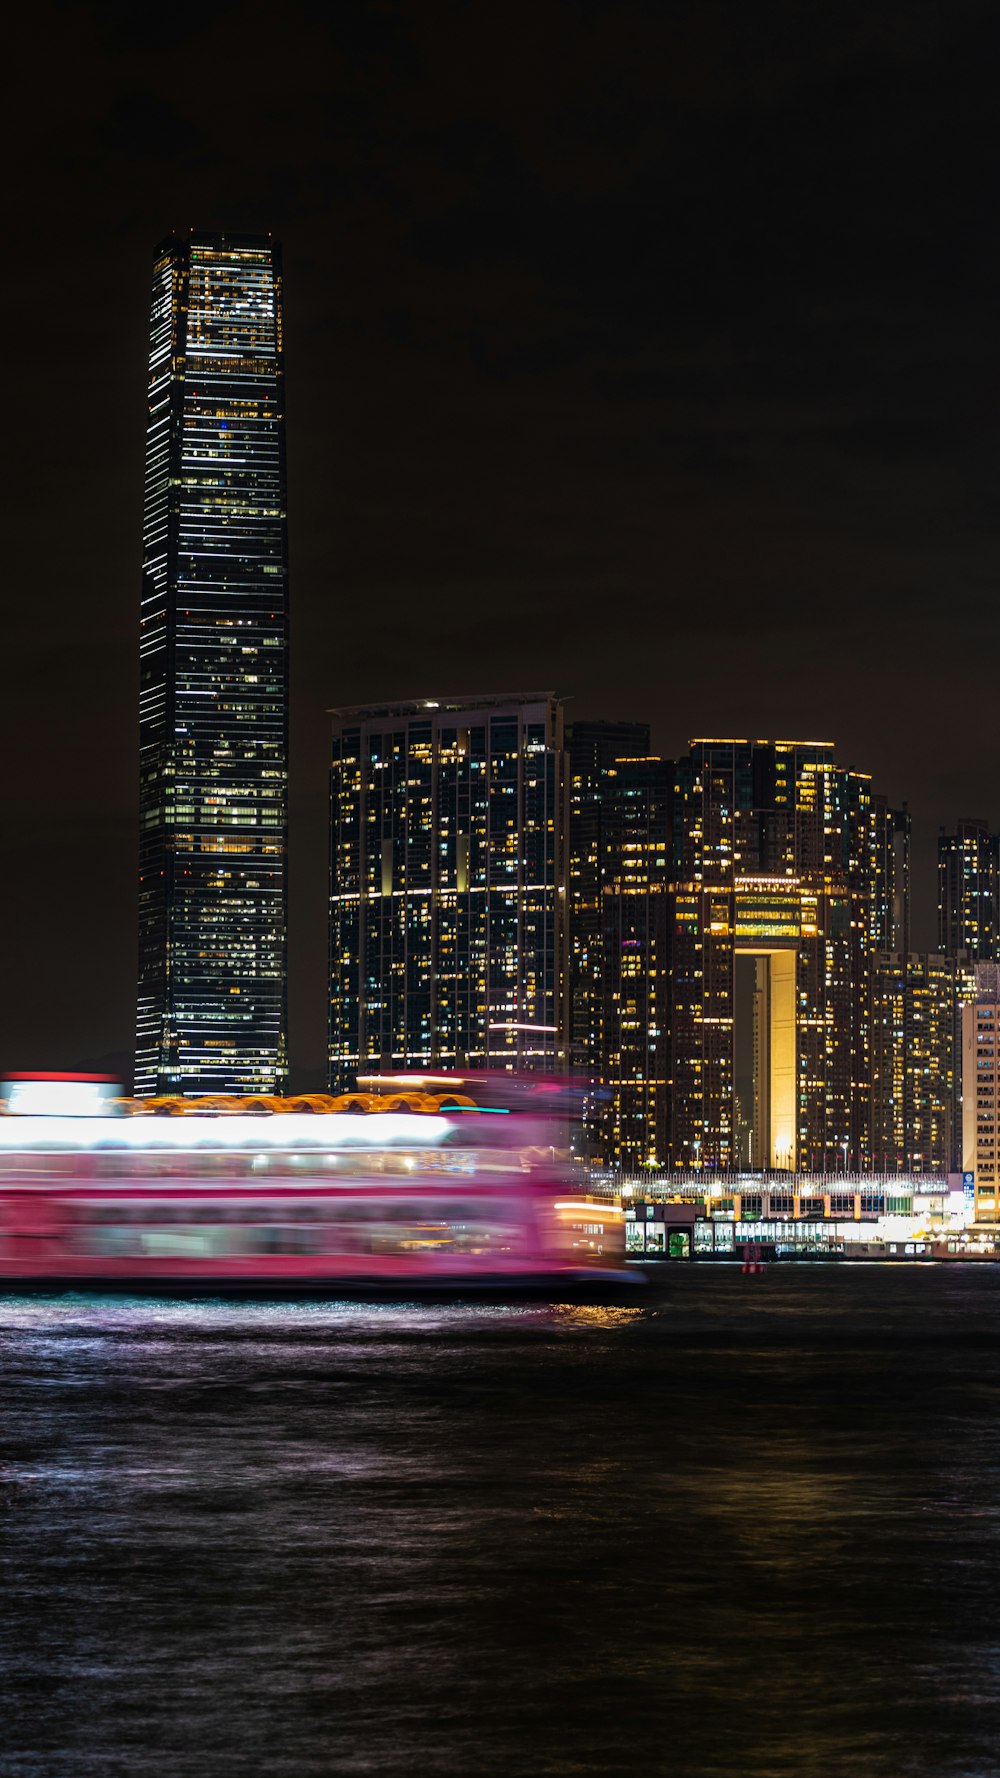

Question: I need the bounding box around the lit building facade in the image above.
[939,819,1000,960]
[598,756,672,1169]
[951,952,977,1171]
[329,696,567,1088]
[136,232,289,1097]
[962,962,1000,1224]
[871,796,910,953]
[871,951,957,1174]
[567,720,650,1079]
[667,740,876,1173]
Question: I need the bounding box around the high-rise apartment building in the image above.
[567,720,650,1080]
[135,232,289,1096]
[871,951,956,1174]
[871,797,910,954]
[667,740,877,1173]
[962,962,1000,1224]
[598,756,672,1169]
[950,952,977,1171]
[328,695,567,1088]
[939,820,1000,960]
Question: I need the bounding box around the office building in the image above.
[328,695,567,1088]
[135,232,289,1096]
[939,820,1000,960]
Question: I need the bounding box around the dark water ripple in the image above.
[2,1267,1000,1776]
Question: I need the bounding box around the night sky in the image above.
[3,0,997,1085]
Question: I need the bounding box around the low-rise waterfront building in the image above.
[606,1170,979,1260]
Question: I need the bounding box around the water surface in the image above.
[2,1266,999,1776]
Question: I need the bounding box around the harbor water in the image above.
[3,1266,1000,1776]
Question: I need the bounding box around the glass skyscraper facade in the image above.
[136,232,289,1096]
[329,696,566,1088]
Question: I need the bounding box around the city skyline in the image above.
[7,16,1000,1778]
[322,707,984,1178]
[5,4,1000,1088]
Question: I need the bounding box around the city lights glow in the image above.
[3,1079,114,1118]
[0,1113,452,1150]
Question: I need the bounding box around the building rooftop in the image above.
[329,693,560,721]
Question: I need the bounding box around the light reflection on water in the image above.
[2,1270,1000,1776]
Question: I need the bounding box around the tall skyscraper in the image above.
[328,695,567,1087]
[938,819,1000,960]
[566,720,650,1080]
[136,232,289,1097]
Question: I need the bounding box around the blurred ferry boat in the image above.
[0,1075,631,1298]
